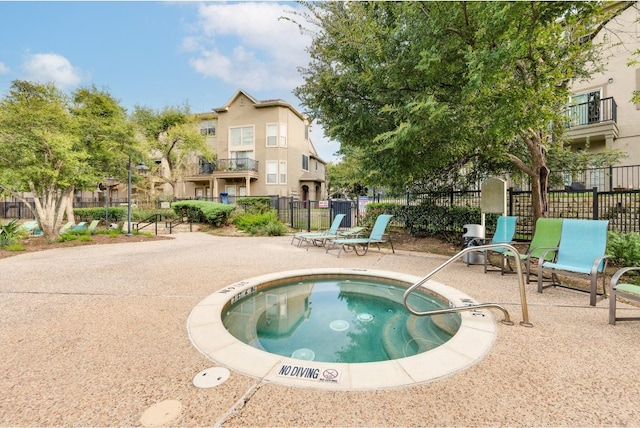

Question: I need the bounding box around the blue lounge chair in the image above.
[71,222,88,231]
[18,220,38,235]
[465,216,518,271]
[326,214,394,257]
[537,219,610,306]
[291,214,345,248]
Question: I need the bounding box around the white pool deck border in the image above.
[187,268,497,390]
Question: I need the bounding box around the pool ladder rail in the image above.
[403,244,533,328]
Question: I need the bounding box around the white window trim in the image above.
[266,160,278,184]
[279,160,287,184]
[266,123,277,147]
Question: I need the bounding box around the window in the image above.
[266,161,278,184]
[266,124,277,147]
[279,161,287,184]
[200,120,216,136]
[302,154,309,171]
[230,126,254,147]
[280,124,287,147]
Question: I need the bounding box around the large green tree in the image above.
[131,105,212,199]
[0,81,137,239]
[295,1,631,221]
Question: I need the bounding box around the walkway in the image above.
[1,233,639,426]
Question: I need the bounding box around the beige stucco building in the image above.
[177,90,326,202]
[565,3,640,188]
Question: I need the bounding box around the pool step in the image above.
[381,312,458,360]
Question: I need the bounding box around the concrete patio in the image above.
[1,232,639,427]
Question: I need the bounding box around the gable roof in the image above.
[213,89,307,121]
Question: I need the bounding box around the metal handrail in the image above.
[403,244,533,327]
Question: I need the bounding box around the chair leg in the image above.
[609,289,617,325]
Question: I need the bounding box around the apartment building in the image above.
[564,3,640,189]
[179,89,326,201]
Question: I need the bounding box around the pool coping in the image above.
[187,268,497,391]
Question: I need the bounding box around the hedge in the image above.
[171,200,236,226]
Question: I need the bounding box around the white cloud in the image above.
[23,53,82,89]
[0,62,9,74]
[187,2,311,91]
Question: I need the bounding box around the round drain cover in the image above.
[291,348,316,360]
[193,367,231,388]
[140,399,182,427]
[330,320,349,331]
[357,313,374,322]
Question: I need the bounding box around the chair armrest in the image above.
[538,247,559,264]
[590,254,610,275]
[610,266,640,288]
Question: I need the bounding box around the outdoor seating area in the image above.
[1,232,639,427]
[324,214,395,257]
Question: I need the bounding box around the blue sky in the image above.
[0,1,339,161]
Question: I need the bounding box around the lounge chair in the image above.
[87,220,100,233]
[609,266,640,325]
[537,219,610,306]
[465,216,518,272]
[71,222,88,231]
[507,217,563,282]
[18,220,38,235]
[291,214,345,248]
[325,214,394,257]
[59,221,74,234]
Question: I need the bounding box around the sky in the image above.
[0,1,340,162]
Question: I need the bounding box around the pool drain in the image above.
[329,320,349,331]
[193,367,231,388]
[291,348,316,360]
[357,313,374,322]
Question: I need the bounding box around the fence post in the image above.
[306,199,311,232]
[289,197,294,228]
[508,187,513,216]
[592,187,598,220]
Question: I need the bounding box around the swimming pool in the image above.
[222,277,460,363]
[187,268,497,390]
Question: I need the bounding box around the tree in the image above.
[294,1,631,222]
[131,105,212,199]
[0,81,137,239]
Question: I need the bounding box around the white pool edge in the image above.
[187,268,497,391]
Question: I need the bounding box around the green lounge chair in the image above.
[537,219,610,306]
[609,266,640,325]
[512,218,563,283]
[59,221,74,234]
[291,214,345,248]
[326,214,394,257]
[87,220,100,233]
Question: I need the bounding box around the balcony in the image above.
[185,158,259,180]
[563,97,619,146]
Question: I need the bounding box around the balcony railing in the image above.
[564,96,617,128]
[196,158,259,175]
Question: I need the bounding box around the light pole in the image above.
[126,157,149,236]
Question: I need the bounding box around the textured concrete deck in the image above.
[1,232,639,427]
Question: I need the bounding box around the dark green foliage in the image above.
[236,197,272,214]
[171,200,236,226]
[232,210,288,236]
[0,219,21,247]
[607,231,640,267]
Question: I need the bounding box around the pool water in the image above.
[222,277,461,363]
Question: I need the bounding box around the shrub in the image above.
[236,197,272,214]
[607,231,640,266]
[171,200,236,226]
[0,219,21,248]
[232,210,287,236]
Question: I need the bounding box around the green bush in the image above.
[232,210,287,236]
[73,207,177,222]
[0,219,21,248]
[236,197,272,214]
[607,231,640,266]
[171,200,236,226]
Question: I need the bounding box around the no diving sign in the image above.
[277,363,342,384]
